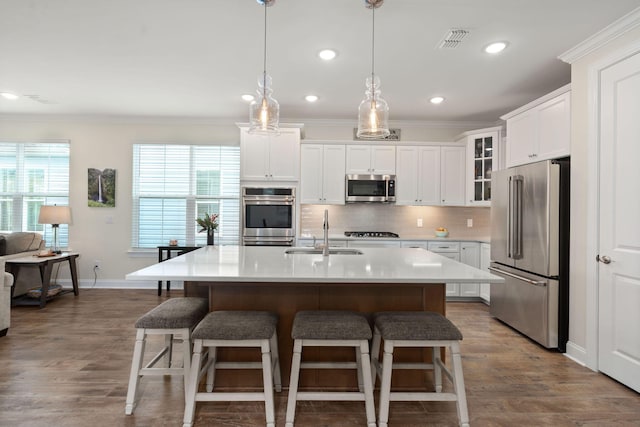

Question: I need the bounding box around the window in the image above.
[132,144,240,248]
[0,142,70,245]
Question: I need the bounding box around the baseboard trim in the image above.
[56,279,185,291]
[564,341,592,370]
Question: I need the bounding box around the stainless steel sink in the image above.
[285,248,363,255]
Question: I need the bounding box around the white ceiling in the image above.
[1,0,640,124]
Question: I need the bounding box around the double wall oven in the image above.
[241,187,295,246]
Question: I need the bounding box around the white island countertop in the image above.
[126,245,504,284]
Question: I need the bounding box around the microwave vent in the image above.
[438,28,469,49]
[353,128,401,141]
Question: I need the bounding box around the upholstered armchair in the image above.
[1,259,13,336]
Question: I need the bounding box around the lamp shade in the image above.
[38,205,72,225]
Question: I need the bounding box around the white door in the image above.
[598,51,640,392]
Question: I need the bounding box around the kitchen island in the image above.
[126,245,503,389]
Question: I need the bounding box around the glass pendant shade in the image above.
[249,72,279,134]
[248,0,279,134]
[357,74,390,139]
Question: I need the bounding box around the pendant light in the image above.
[356,0,390,139]
[249,0,279,134]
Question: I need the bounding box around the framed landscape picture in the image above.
[88,168,116,207]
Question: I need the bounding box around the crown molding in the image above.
[559,6,640,64]
[1,113,497,131]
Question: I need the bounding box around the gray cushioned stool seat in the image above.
[291,310,372,340]
[126,297,208,416]
[192,310,278,340]
[374,311,463,341]
[286,310,377,427]
[135,297,209,329]
[371,311,468,427]
[183,310,281,427]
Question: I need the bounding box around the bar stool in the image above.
[371,311,469,427]
[182,310,281,427]
[125,297,209,415]
[285,310,376,427]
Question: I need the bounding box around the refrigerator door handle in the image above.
[507,176,513,258]
[512,175,524,259]
[489,267,547,287]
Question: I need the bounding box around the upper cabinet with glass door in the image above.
[456,126,502,207]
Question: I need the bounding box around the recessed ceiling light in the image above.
[318,49,337,61]
[430,96,445,105]
[484,41,507,54]
[241,94,255,102]
[1,92,19,100]
[305,95,319,103]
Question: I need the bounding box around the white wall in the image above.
[0,115,485,287]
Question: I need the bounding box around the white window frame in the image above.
[131,143,240,249]
[0,141,70,246]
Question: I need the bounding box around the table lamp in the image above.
[38,205,72,254]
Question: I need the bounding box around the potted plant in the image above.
[196,213,219,245]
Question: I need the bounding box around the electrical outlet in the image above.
[417,218,423,227]
[467,218,473,228]
[94,260,101,270]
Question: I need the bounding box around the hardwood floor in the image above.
[0,289,638,426]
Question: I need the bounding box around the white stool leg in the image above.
[206,346,217,392]
[181,330,191,395]
[355,345,364,392]
[270,332,282,393]
[370,327,382,387]
[378,340,395,427]
[285,339,303,427]
[183,340,203,427]
[450,342,470,427]
[261,339,276,427]
[125,328,146,415]
[164,333,173,367]
[358,340,377,427]
[433,346,443,392]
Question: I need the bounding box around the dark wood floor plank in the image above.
[0,289,638,426]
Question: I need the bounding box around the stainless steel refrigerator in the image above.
[490,158,569,351]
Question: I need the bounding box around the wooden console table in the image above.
[156,246,199,296]
[6,252,79,308]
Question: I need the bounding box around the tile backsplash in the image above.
[300,204,490,240]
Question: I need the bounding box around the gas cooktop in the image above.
[344,231,399,238]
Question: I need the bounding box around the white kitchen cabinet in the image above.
[240,127,300,181]
[456,127,501,207]
[428,241,461,297]
[346,145,396,175]
[502,85,571,168]
[300,144,346,204]
[395,144,464,206]
[440,146,466,206]
[395,146,440,205]
[347,240,401,248]
[459,242,480,297]
[480,242,491,303]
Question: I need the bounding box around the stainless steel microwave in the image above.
[345,174,396,203]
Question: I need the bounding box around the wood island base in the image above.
[185,281,446,391]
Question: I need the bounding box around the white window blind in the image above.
[0,142,70,246]
[131,144,240,248]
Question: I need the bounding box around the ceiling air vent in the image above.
[438,28,469,49]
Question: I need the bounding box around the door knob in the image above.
[596,254,612,264]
